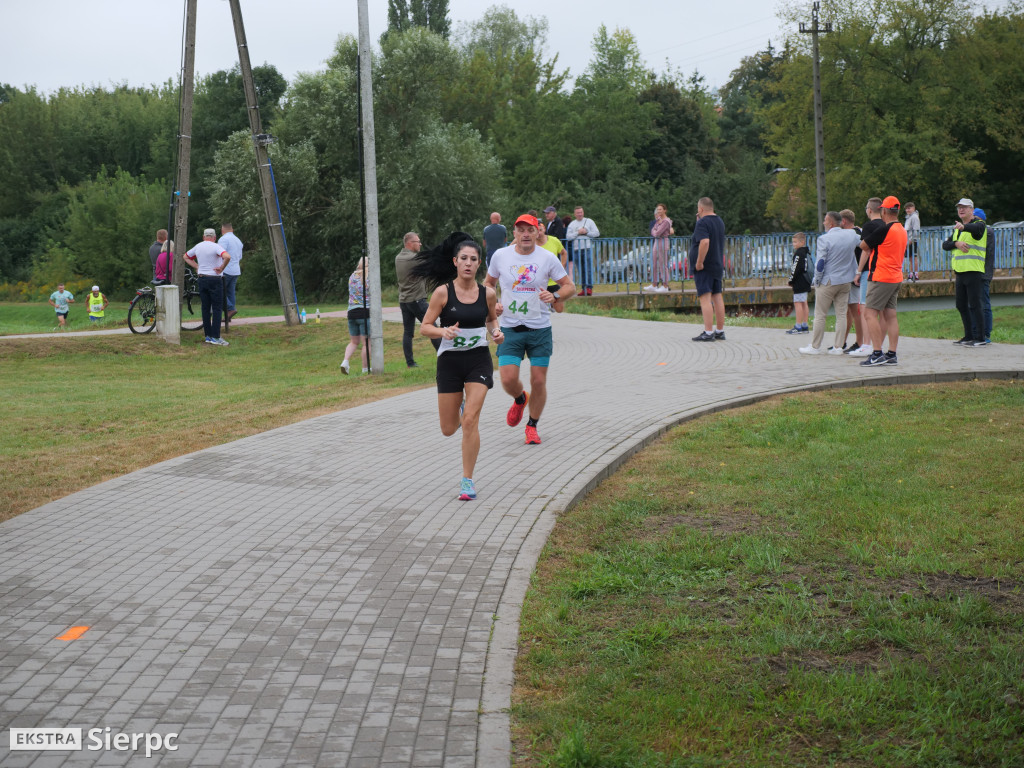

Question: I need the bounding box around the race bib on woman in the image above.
[437,326,488,356]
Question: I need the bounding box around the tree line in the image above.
[0,0,1021,301]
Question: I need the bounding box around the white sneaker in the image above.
[849,345,872,357]
[656,285,669,292]
[826,346,844,355]
[340,359,350,374]
[643,285,655,291]
[211,337,229,346]
[799,345,820,355]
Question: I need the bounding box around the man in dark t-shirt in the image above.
[483,213,507,267]
[689,196,727,341]
[149,228,168,279]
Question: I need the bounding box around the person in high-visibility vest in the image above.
[87,286,108,323]
[941,197,987,347]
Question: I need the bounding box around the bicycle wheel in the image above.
[127,293,157,334]
[181,291,204,331]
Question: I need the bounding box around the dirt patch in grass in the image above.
[762,641,920,676]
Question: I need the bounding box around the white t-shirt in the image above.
[186,240,228,276]
[218,232,244,276]
[487,245,567,330]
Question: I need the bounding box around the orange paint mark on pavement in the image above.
[657,362,667,366]
[56,626,89,641]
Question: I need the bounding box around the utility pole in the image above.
[800,1,831,226]
[357,0,385,373]
[172,0,197,291]
[226,0,300,326]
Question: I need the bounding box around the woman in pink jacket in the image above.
[647,204,673,292]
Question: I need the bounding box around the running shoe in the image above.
[953,337,970,345]
[844,343,861,354]
[785,326,803,335]
[860,351,886,366]
[643,284,655,291]
[826,345,845,355]
[525,425,541,445]
[211,337,229,346]
[340,359,350,374]
[459,477,476,501]
[655,285,669,292]
[204,337,215,344]
[849,345,873,357]
[507,391,529,427]
[692,331,715,342]
[967,339,989,347]
[798,345,820,355]
[713,330,726,340]
[882,352,898,364]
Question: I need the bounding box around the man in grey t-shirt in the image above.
[482,213,507,267]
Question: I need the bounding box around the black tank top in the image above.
[439,282,488,327]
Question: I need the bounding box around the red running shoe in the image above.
[506,391,529,427]
[524,425,541,444]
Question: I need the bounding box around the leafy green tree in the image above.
[386,0,450,39]
[764,0,981,227]
[63,169,169,294]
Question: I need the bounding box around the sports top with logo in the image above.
[487,245,567,330]
[437,281,489,357]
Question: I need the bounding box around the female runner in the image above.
[415,233,504,501]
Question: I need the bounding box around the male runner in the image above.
[484,214,576,444]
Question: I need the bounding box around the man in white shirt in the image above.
[184,228,231,346]
[218,223,244,325]
[564,206,600,296]
[484,214,575,445]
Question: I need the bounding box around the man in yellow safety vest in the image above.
[942,197,988,347]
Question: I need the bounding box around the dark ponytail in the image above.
[411,231,481,289]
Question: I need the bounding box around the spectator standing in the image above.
[154,240,175,284]
[483,213,507,266]
[855,196,907,365]
[645,204,673,292]
[149,229,168,279]
[395,231,431,368]
[544,207,566,241]
[941,197,988,347]
[974,207,994,344]
[48,283,74,330]
[565,206,600,296]
[689,197,727,341]
[341,258,370,374]
[786,232,811,334]
[904,202,921,281]
[218,223,244,325]
[183,228,231,346]
[839,209,870,356]
[799,211,860,355]
[536,221,569,313]
[86,285,109,323]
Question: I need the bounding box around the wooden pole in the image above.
[226,0,300,326]
[171,0,197,292]
[357,0,385,373]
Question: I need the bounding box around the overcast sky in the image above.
[3,1,786,96]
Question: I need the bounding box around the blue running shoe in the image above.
[459,477,476,501]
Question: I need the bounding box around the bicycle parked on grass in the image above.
[127,269,204,334]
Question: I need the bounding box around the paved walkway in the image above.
[2,315,1022,767]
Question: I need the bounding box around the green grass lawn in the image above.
[513,381,1024,767]
[0,301,352,335]
[0,319,436,521]
[566,302,1024,344]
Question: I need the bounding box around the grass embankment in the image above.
[566,302,1024,345]
[513,381,1024,767]
[0,320,436,522]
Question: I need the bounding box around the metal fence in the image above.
[584,223,1024,291]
